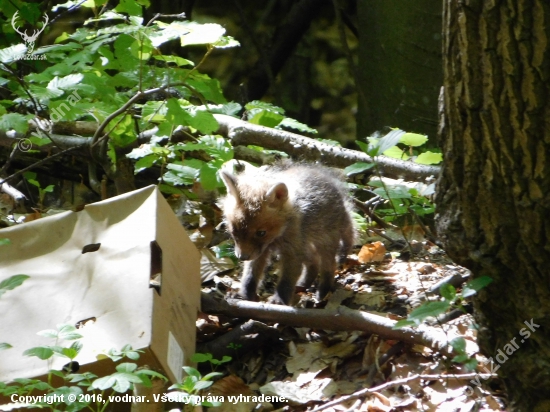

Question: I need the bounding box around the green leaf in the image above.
[67,371,97,383]
[115,0,143,16]
[248,110,284,128]
[400,132,428,147]
[135,369,168,381]
[29,85,65,101]
[463,358,478,371]
[202,371,224,380]
[52,386,84,405]
[0,274,30,298]
[0,113,30,133]
[92,372,142,393]
[47,74,84,91]
[245,101,285,114]
[53,0,100,11]
[173,136,233,162]
[116,363,138,373]
[393,319,417,329]
[415,151,443,165]
[355,140,369,154]
[37,329,59,339]
[199,161,222,190]
[191,353,212,363]
[165,98,191,127]
[372,185,412,200]
[383,145,409,160]
[439,284,456,301]
[461,276,493,298]
[150,21,187,47]
[0,343,12,351]
[29,135,53,147]
[193,380,214,391]
[153,55,194,67]
[211,243,235,259]
[209,356,231,365]
[27,381,52,391]
[165,163,199,185]
[278,117,317,134]
[186,108,219,134]
[213,36,240,49]
[179,22,226,46]
[0,44,27,64]
[206,102,242,116]
[317,138,341,147]
[452,353,470,364]
[449,337,466,352]
[91,375,116,390]
[130,37,153,60]
[344,162,375,176]
[134,154,159,173]
[186,74,226,104]
[368,129,405,157]
[0,238,11,246]
[26,178,41,188]
[182,366,201,379]
[24,346,55,360]
[58,324,83,340]
[406,300,450,326]
[61,347,79,359]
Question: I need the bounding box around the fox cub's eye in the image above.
[256,230,266,238]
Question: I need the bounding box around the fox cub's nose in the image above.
[234,246,250,261]
[238,252,251,261]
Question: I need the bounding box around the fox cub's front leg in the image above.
[240,249,270,301]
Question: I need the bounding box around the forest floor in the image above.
[194,223,507,412]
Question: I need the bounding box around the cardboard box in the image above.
[0,185,200,384]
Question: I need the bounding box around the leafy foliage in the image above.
[393,276,493,370]
[347,129,439,224]
[0,1,242,194]
[0,323,168,412]
[167,353,231,407]
[394,276,492,329]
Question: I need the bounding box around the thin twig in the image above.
[310,373,497,411]
[408,206,438,243]
[331,0,370,120]
[0,145,83,186]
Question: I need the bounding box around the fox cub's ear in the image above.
[265,182,288,207]
[220,171,240,200]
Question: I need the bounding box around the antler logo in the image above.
[11,11,49,54]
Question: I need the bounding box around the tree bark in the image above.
[357,0,443,141]
[436,1,550,410]
[201,292,455,353]
[241,0,328,102]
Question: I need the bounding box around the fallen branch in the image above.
[0,182,26,203]
[196,319,280,362]
[201,292,455,352]
[214,114,441,181]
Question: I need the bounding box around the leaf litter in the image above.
[174,197,506,412]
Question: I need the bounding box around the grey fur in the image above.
[220,162,355,305]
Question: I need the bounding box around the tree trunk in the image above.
[436,1,550,411]
[357,0,442,141]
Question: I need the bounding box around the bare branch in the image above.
[201,292,455,352]
[214,114,441,181]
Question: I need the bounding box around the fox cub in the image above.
[220,161,355,305]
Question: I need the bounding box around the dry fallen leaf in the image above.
[358,241,387,263]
